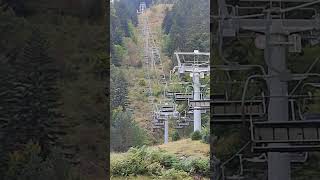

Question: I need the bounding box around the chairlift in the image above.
[215,1,320,179]
[174,92,193,102]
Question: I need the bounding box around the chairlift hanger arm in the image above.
[220,141,251,168]
[241,73,320,119]
[299,82,320,96]
[290,56,320,96]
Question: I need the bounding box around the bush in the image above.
[4,141,77,180]
[110,146,209,178]
[161,168,192,180]
[190,158,209,175]
[111,146,178,176]
[190,130,202,140]
[111,108,149,152]
[173,157,209,176]
[172,131,180,141]
[110,153,131,176]
[201,126,210,144]
[146,162,163,176]
[158,152,179,168]
[138,79,146,86]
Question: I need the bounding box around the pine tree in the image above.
[110,65,128,109]
[1,27,65,162]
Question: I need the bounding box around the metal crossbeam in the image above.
[189,99,210,110]
[236,19,320,34]
[153,122,165,126]
[253,145,320,152]
[178,122,190,126]
[152,125,163,129]
[252,120,320,151]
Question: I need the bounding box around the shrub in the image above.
[110,146,209,178]
[172,131,180,141]
[201,126,210,144]
[111,146,178,176]
[158,152,179,168]
[110,153,131,176]
[161,168,192,180]
[190,130,202,140]
[138,79,146,86]
[173,157,209,176]
[190,158,209,175]
[4,141,77,180]
[146,162,163,176]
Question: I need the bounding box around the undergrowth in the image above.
[110,146,209,178]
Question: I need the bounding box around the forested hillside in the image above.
[110,0,210,179]
[110,0,149,152]
[162,0,209,57]
[110,0,211,151]
[0,1,107,179]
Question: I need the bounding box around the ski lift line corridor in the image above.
[139,6,211,144]
[140,7,180,144]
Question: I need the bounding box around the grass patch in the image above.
[154,139,209,158]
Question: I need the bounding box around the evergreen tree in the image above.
[111,108,148,152]
[1,27,65,163]
[110,65,128,109]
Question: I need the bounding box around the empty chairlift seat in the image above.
[152,125,163,130]
[189,99,210,110]
[178,122,190,126]
[175,125,185,129]
[153,122,165,126]
[159,105,175,112]
[156,104,180,118]
[156,113,168,121]
[165,91,177,99]
[174,93,193,101]
[176,115,190,126]
[252,113,320,152]
[212,99,265,124]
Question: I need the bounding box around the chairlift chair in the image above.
[174,92,193,102]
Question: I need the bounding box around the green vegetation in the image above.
[162,0,209,56]
[190,131,202,141]
[4,141,78,180]
[201,126,210,144]
[156,139,209,158]
[172,131,181,141]
[111,146,209,178]
[111,107,150,152]
[0,1,107,179]
[110,0,151,153]
[111,1,210,179]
